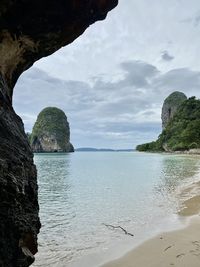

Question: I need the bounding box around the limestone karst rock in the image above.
[137,93,200,152]
[0,1,118,266]
[31,107,74,153]
[161,91,187,129]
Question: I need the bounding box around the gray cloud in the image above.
[194,15,200,26]
[154,68,200,96]
[13,0,200,149]
[161,51,174,62]
[120,60,159,88]
[181,11,200,27]
[13,58,200,149]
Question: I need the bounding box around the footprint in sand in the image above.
[164,245,174,252]
[194,241,200,246]
[176,253,185,258]
[193,253,200,256]
[191,240,200,256]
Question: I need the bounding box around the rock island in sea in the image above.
[30,107,74,153]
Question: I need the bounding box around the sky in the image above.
[13,0,200,149]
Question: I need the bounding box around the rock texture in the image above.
[0,93,40,267]
[0,1,118,266]
[161,91,187,129]
[31,107,74,153]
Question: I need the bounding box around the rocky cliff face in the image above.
[31,107,74,153]
[136,92,200,153]
[0,1,118,266]
[0,97,40,267]
[161,91,187,129]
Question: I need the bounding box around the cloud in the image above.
[194,15,200,26]
[154,68,200,96]
[181,11,200,27]
[161,51,174,62]
[120,60,159,88]
[16,1,200,146]
[13,58,200,149]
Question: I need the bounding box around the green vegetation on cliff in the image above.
[31,107,74,152]
[136,141,163,152]
[31,107,68,139]
[163,91,187,107]
[137,97,200,152]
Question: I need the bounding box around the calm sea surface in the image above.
[33,152,200,267]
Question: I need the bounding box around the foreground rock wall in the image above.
[0,86,40,266]
[0,1,118,266]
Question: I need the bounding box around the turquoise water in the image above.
[33,152,200,267]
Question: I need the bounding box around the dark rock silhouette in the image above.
[0,1,118,266]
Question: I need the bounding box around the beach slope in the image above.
[102,216,200,267]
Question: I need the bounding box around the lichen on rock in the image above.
[31,107,74,153]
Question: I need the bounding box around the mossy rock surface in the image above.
[31,107,74,152]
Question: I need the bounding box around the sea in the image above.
[32,152,200,267]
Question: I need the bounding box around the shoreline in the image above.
[101,215,200,267]
[68,153,200,267]
[67,215,185,267]
[136,149,200,155]
[101,193,200,267]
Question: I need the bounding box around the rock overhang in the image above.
[0,0,118,102]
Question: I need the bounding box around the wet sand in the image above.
[178,195,200,216]
[102,216,200,267]
[102,195,200,267]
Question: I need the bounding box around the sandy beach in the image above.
[102,195,200,267]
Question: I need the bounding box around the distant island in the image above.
[136,92,200,152]
[30,107,74,153]
[76,147,134,152]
